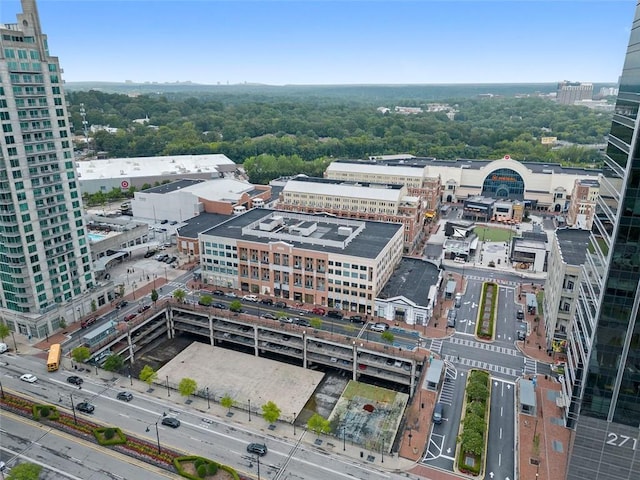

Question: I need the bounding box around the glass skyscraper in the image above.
[0,0,105,338]
[567,4,640,478]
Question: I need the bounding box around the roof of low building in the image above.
[77,154,236,180]
[200,209,403,259]
[378,257,440,306]
[177,213,232,239]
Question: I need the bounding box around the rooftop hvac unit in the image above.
[338,226,352,236]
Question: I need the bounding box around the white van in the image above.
[0,343,8,354]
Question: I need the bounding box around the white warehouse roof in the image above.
[326,162,426,178]
[284,178,407,202]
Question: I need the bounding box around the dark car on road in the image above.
[261,313,277,320]
[124,313,137,322]
[274,301,288,309]
[116,391,133,402]
[516,309,525,320]
[80,316,97,328]
[212,289,225,296]
[76,402,95,413]
[212,302,227,309]
[161,417,181,428]
[517,330,526,341]
[348,315,364,324]
[327,310,342,319]
[293,318,310,327]
[115,300,128,309]
[260,298,274,305]
[247,443,267,456]
[67,375,83,385]
[138,305,151,313]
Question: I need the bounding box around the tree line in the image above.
[66,90,611,185]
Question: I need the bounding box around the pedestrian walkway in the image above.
[449,336,519,356]
[441,354,519,378]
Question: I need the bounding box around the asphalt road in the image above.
[485,378,516,480]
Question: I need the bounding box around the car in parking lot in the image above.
[169,220,178,225]
[20,373,38,383]
[161,417,181,428]
[369,322,389,332]
[116,391,134,402]
[246,443,268,456]
[242,294,258,302]
[156,254,168,261]
[77,402,95,413]
[144,250,157,258]
[67,375,83,385]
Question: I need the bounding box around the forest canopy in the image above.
[66,89,611,184]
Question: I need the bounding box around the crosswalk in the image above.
[465,274,520,287]
[449,337,519,356]
[442,354,520,378]
[524,357,537,376]
[430,338,443,355]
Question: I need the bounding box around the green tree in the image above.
[309,317,323,329]
[220,393,235,413]
[261,400,281,425]
[380,330,395,345]
[91,300,97,312]
[173,289,186,303]
[229,300,242,313]
[71,346,91,364]
[58,317,66,329]
[103,354,124,372]
[459,428,484,456]
[6,462,43,480]
[307,413,331,437]
[139,365,158,386]
[198,294,212,306]
[466,379,489,403]
[150,289,159,304]
[178,377,197,397]
[0,321,10,342]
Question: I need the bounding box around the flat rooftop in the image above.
[555,228,591,266]
[77,154,236,180]
[177,212,232,239]
[144,179,204,194]
[201,209,403,259]
[157,342,324,417]
[378,257,440,306]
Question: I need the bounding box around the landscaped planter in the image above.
[174,455,240,480]
[456,369,491,476]
[476,282,498,340]
[94,426,127,446]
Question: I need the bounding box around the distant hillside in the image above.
[64,82,617,102]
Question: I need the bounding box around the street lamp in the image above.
[0,380,4,399]
[206,387,210,409]
[342,425,346,451]
[10,331,18,353]
[254,453,261,480]
[146,413,166,454]
[248,399,251,422]
[166,376,170,397]
[70,393,78,425]
[293,412,297,436]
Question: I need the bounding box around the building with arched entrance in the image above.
[329,155,601,212]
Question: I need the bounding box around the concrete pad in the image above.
[157,342,325,418]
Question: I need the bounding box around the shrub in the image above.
[174,456,240,480]
[94,427,127,446]
[40,406,50,417]
[207,463,218,475]
[32,404,60,421]
[194,458,204,469]
[197,464,207,478]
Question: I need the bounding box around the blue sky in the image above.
[2,0,636,85]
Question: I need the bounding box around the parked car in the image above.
[138,305,151,313]
[369,323,389,333]
[156,254,168,261]
[77,402,95,413]
[67,375,83,385]
[260,298,274,305]
[311,307,326,315]
[517,330,526,341]
[0,343,7,354]
[293,318,310,327]
[242,294,258,302]
[212,289,225,296]
[274,301,288,309]
[116,391,133,402]
[225,291,237,298]
[124,313,137,322]
[169,220,178,225]
[348,315,364,324]
[246,443,268,456]
[160,219,169,224]
[516,309,525,320]
[20,373,38,383]
[432,402,444,424]
[144,250,157,258]
[447,309,457,328]
[81,316,97,328]
[454,293,462,308]
[327,310,342,319]
[261,313,277,320]
[161,417,181,428]
[115,300,128,309]
[212,302,227,309]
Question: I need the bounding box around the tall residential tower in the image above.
[567,4,640,478]
[1,0,108,337]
